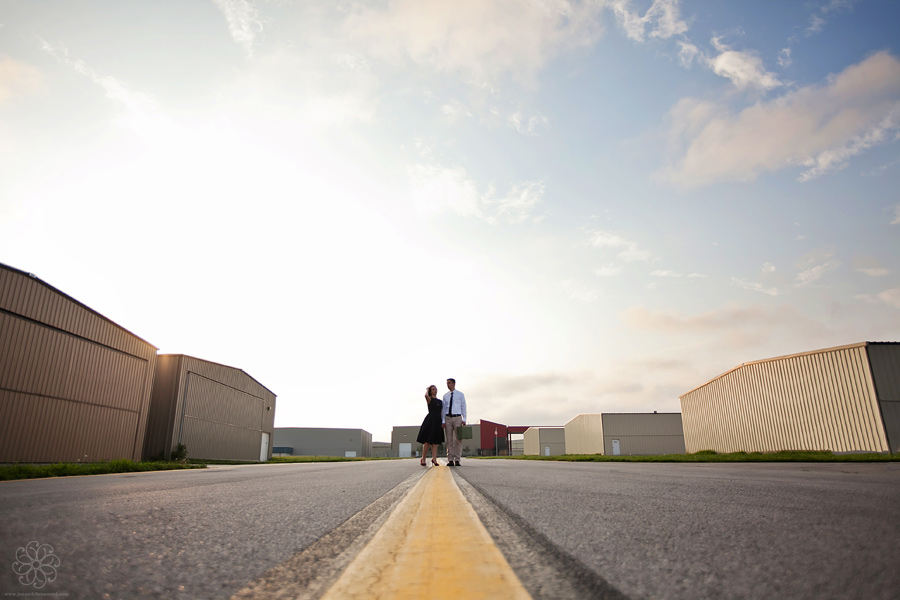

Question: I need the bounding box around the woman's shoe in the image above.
[420,458,426,466]
[431,459,439,466]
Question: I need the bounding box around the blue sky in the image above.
[1,1,898,442]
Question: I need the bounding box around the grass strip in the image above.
[479,450,899,462]
[0,459,206,481]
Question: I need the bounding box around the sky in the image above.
[1,0,898,443]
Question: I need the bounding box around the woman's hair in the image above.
[424,385,437,400]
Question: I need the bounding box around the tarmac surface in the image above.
[455,459,900,600]
[0,461,416,598]
[1,459,899,599]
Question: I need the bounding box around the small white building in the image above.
[523,427,566,456]
[565,413,685,456]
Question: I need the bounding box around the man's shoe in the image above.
[446,461,454,466]
[454,460,461,466]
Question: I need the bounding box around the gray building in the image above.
[523,427,566,456]
[1,263,158,463]
[565,413,686,455]
[274,427,372,457]
[680,342,900,454]
[391,424,481,458]
[144,355,276,462]
[372,441,392,458]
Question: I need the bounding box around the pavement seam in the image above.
[230,469,427,600]
[452,470,630,600]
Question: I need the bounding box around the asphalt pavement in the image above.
[453,459,900,600]
[2,459,899,600]
[0,461,419,599]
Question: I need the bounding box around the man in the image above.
[441,378,467,466]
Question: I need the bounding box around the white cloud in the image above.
[857,288,900,309]
[805,0,854,37]
[650,269,708,278]
[490,181,546,224]
[560,279,601,302]
[731,277,780,296]
[336,54,371,71]
[677,40,700,67]
[878,288,900,308]
[707,38,781,91]
[594,264,623,277]
[407,164,544,224]
[622,304,827,341]
[587,230,652,262]
[892,205,900,225]
[40,40,176,141]
[858,267,889,277]
[862,157,900,176]
[441,100,470,117]
[778,47,792,68]
[413,138,433,158]
[806,14,826,36]
[762,262,777,273]
[661,51,900,187]
[345,0,605,82]
[799,105,900,181]
[508,111,550,136]
[213,0,264,58]
[608,0,688,43]
[796,261,839,286]
[408,164,482,219]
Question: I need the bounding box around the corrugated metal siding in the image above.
[523,427,540,455]
[680,344,890,453]
[361,431,373,457]
[147,355,276,461]
[182,418,261,461]
[602,413,684,436]
[143,354,181,460]
[880,403,900,453]
[867,344,900,452]
[601,413,686,455]
[186,374,265,430]
[604,435,685,456]
[564,414,604,454]
[539,428,566,455]
[0,265,157,462]
[523,428,565,455]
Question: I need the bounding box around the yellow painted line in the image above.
[321,466,532,600]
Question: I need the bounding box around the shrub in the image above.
[171,444,188,462]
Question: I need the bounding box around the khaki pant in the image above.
[445,415,463,462]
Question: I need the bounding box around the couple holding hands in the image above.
[416,378,467,467]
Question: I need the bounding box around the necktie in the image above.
[449,391,454,415]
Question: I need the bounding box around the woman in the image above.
[416,384,444,466]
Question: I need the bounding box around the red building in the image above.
[479,419,532,456]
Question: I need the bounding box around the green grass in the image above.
[0,459,206,481]
[479,450,899,462]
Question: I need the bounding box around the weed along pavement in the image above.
[1,459,899,599]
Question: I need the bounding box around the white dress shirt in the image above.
[441,389,467,423]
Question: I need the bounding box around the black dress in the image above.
[416,398,445,444]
